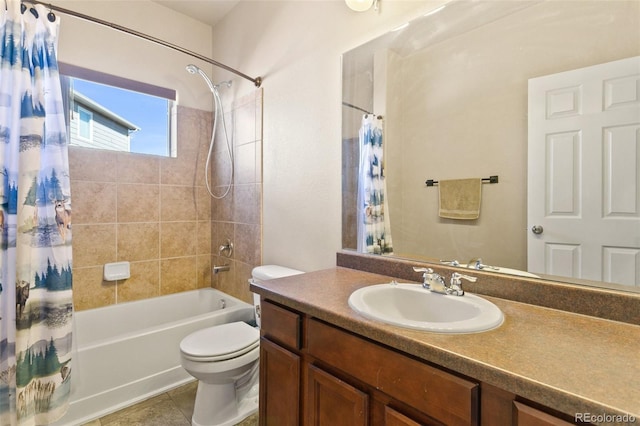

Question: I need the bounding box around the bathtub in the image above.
[51,288,255,426]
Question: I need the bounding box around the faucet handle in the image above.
[413,267,439,290]
[440,259,460,267]
[412,267,434,274]
[448,273,477,296]
[451,272,477,283]
[467,257,498,271]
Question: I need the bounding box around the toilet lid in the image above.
[180,321,259,358]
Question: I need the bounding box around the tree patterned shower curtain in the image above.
[0,1,73,424]
[357,114,393,255]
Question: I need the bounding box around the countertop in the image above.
[250,267,640,424]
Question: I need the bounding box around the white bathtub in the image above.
[51,288,255,426]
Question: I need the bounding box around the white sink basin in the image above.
[348,283,504,333]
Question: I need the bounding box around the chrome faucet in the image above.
[412,267,477,296]
[448,272,477,296]
[467,257,498,271]
[219,239,234,258]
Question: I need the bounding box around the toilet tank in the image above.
[250,265,304,327]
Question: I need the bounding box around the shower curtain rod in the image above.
[23,0,263,87]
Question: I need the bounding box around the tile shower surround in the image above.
[71,91,263,310]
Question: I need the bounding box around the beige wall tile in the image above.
[177,106,211,145]
[210,145,233,189]
[117,184,160,223]
[161,221,197,258]
[69,146,117,182]
[73,224,117,268]
[234,223,260,265]
[161,186,197,221]
[117,261,160,302]
[196,186,212,221]
[233,184,259,225]
[213,222,234,258]
[255,141,262,184]
[196,221,211,255]
[117,152,160,184]
[196,254,211,289]
[211,189,233,222]
[160,151,198,186]
[72,181,117,224]
[234,261,255,304]
[73,266,115,311]
[118,223,160,262]
[212,257,235,296]
[235,142,256,185]
[160,257,197,295]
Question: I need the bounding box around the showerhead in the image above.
[186,64,215,93]
[186,64,232,93]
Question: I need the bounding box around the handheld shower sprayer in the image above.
[186,65,232,91]
[186,64,234,199]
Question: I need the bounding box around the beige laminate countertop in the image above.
[250,267,640,425]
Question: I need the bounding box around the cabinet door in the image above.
[385,406,425,426]
[513,401,574,426]
[305,364,369,426]
[259,338,300,426]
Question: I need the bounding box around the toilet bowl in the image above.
[179,265,303,426]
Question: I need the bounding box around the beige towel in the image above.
[438,178,482,220]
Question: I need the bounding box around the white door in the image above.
[528,56,640,287]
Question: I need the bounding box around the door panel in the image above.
[528,56,640,287]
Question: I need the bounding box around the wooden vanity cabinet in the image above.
[258,299,580,426]
[259,301,302,426]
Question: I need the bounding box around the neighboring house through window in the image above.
[70,91,139,152]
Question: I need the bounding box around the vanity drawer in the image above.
[306,318,479,426]
[260,300,302,350]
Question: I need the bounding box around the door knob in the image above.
[531,225,544,235]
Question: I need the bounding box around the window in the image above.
[60,63,177,157]
[77,105,93,140]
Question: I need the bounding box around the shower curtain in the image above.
[357,114,393,254]
[0,1,73,425]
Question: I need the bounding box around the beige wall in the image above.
[210,1,437,272]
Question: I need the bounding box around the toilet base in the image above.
[191,381,259,426]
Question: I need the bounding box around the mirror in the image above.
[342,0,640,292]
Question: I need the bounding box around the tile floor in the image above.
[81,381,258,426]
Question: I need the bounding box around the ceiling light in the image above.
[346,0,378,12]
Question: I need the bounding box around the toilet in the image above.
[179,265,303,426]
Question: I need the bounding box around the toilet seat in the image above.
[180,321,259,362]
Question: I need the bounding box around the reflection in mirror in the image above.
[342,1,640,292]
[59,63,177,157]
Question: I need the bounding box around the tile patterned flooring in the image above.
[81,381,258,426]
